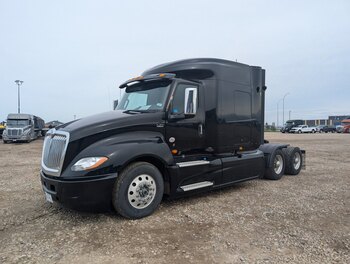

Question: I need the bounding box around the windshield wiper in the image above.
[123,109,158,114]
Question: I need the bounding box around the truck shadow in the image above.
[43,180,256,220]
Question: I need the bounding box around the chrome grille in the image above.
[41,129,69,176]
[8,129,22,137]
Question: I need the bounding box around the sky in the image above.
[0,0,349,126]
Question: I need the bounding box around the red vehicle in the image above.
[341,119,350,133]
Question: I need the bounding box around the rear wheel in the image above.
[112,162,164,219]
[264,149,285,180]
[282,147,302,175]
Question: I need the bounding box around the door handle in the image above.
[198,124,204,136]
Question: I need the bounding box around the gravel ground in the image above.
[0,132,349,264]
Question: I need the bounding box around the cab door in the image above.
[165,81,206,154]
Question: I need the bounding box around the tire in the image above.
[264,149,285,180]
[298,130,302,134]
[282,147,302,175]
[3,140,8,144]
[112,162,164,219]
[312,129,315,133]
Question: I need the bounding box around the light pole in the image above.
[15,80,24,113]
[282,92,290,125]
[289,110,291,120]
[277,98,283,128]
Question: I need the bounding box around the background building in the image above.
[304,115,350,126]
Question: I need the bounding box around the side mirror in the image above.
[184,88,197,115]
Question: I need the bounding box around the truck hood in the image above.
[58,110,164,141]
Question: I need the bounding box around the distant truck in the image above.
[280,120,304,133]
[340,118,350,133]
[2,113,45,143]
[290,125,317,134]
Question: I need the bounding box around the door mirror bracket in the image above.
[169,113,186,121]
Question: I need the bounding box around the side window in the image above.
[171,84,198,115]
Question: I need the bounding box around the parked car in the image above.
[42,120,64,136]
[317,125,336,133]
[46,120,64,128]
[290,125,317,133]
[316,125,326,132]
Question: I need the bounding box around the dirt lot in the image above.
[0,133,349,263]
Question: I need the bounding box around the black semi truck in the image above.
[40,58,304,219]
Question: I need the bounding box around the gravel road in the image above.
[0,133,349,263]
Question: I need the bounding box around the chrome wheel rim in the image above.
[293,152,301,170]
[128,174,156,209]
[274,154,283,174]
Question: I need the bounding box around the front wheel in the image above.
[264,149,285,180]
[298,130,302,134]
[112,162,164,219]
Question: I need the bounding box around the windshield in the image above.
[7,119,30,128]
[117,80,171,112]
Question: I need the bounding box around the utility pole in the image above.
[289,110,291,120]
[15,80,24,113]
[282,92,290,125]
[277,99,283,127]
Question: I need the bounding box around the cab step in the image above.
[180,181,214,192]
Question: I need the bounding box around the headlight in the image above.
[71,157,108,171]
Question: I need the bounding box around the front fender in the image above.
[61,131,174,177]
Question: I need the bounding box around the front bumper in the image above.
[40,171,118,211]
[3,134,30,142]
